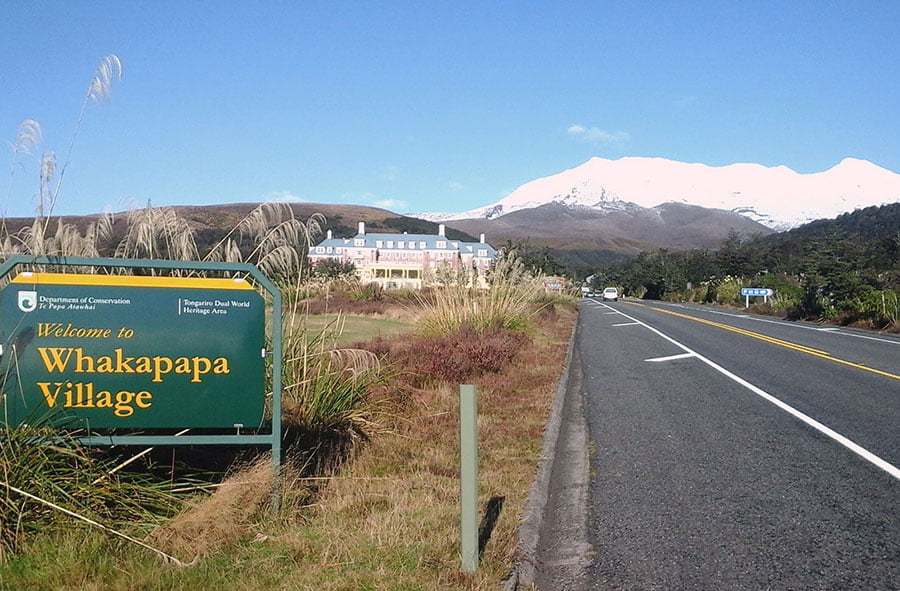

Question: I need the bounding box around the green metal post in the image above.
[459,384,479,572]
[270,286,283,513]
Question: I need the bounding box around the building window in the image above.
[316,246,325,253]
[436,240,446,248]
[335,248,343,254]
[478,249,487,257]
[398,241,405,249]
[376,240,383,248]
[387,241,394,248]
[419,241,426,249]
[354,239,365,247]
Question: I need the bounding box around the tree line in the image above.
[582,203,900,329]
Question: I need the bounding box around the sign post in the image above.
[459,384,479,573]
[740,287,774,307]
[0,255,283,507]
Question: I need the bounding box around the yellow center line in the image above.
[625,302,900,381]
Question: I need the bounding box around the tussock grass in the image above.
[152,456,301,559]
[281,312,388,435]
[417,253,548,335]
[0,412,180,562]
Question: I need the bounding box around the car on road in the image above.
[602,287,619,301]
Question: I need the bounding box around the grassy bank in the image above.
[0,302,575,590]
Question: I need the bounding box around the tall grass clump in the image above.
[205,203,324,286]
[281,313,386,437]
[2,55,122,255]
[417,251,546,335]
[0,411,179,562]
[114,201,199,263]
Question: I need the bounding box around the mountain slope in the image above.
[422,156,900,230]
[444,201,772,257]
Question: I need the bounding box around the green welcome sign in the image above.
[1,272,266,429]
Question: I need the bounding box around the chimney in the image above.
[480,233,485,244]
[358,222,365,235]
[438,223,446,237]
[326,229,332,240]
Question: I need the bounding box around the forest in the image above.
[582,203,900,330]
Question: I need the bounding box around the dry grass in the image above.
[0,293,575,589]
[242,302,577,589]
[152,457,282,559]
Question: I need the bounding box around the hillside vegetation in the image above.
[587,203,900,330]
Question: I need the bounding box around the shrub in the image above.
[365,326,531,389]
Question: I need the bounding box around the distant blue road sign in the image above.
[741,287,774,296]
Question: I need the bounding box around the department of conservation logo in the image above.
[17,290,37,313]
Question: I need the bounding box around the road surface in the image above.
[535,299,900,590]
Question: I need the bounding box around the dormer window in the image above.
[436,241,446,248]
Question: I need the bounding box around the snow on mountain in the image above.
[417,157,900,230]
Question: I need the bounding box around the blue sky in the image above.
[3,1,899,219]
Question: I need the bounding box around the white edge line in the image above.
[612,322,641,327]
[646,353,696,362]
[600,303,900,481]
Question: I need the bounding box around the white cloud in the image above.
[567,124,630,144]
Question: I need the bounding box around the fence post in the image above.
[460,384,479,572]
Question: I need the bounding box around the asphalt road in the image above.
[535,299,900,590]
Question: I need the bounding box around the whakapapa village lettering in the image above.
[32,321,231,416]
[37,347,230,383]
[37,381,152,417]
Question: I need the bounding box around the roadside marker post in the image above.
[459,384,479,573]
[741,287,774,307]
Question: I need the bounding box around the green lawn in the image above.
[290,313,414,346]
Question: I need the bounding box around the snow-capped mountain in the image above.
[419,157,900,230]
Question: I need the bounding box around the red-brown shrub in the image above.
[368,326,531,388]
